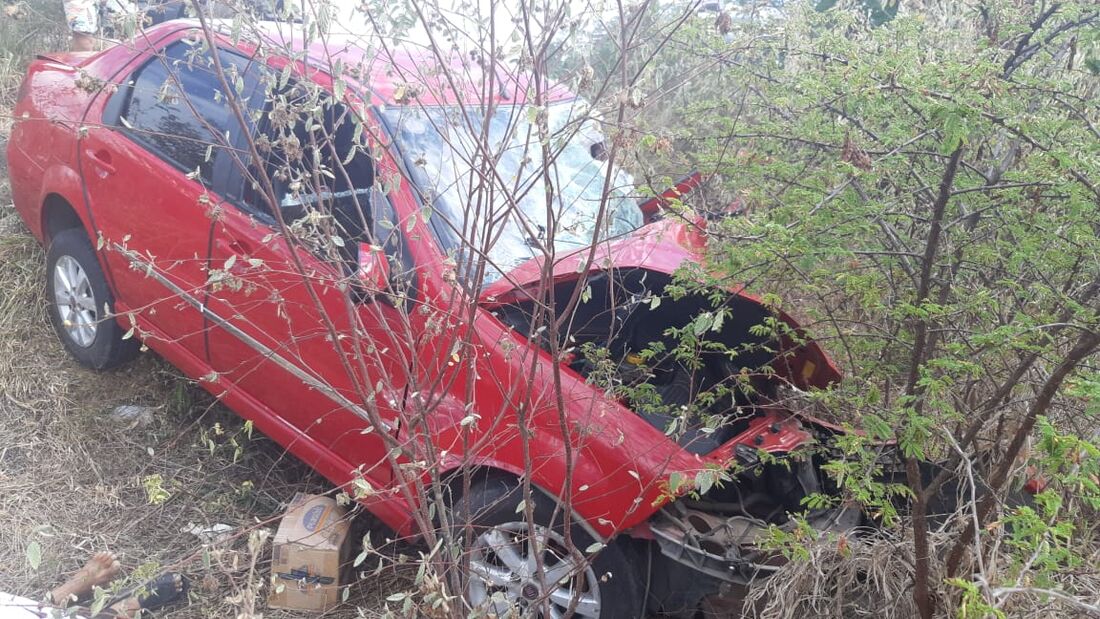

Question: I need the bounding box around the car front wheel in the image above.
[46,228,139,370]
[449,475,643,619]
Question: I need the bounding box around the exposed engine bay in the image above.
[490,268,796,454]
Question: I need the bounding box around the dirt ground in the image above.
[0,129,403,616]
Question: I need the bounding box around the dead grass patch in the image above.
[740,522,1100,618]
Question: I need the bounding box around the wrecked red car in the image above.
[8,21,855,617]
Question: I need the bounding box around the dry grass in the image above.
[0,134,404,616]
[739,507,1100,619]
[0,0,67,105]
[740,532,1100,619]
[741,532,924,619]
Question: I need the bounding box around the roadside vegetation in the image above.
[611,3,1100,617]
[1,0,1098,617]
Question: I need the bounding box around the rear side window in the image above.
[120,41,257,183]
[242,94,374,226]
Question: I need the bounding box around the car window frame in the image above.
[223,82,372,224]
[103,38,263,197]
[220,82,420,302]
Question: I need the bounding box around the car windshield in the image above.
[382,100,643,286]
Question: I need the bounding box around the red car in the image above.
[9,21,851,617]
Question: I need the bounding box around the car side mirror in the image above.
[356,243,391,293]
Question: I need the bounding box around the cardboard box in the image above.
[268,493,351,612]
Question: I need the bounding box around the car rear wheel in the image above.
[449,475,643,619]
[46,229,139,369]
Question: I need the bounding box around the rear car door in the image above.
[82,38,259,358]
[205,93,418,487]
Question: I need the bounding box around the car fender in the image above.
[436,455,610,543]
[37,163,92,243]
[421,384,620,532]
[417,395,564,513]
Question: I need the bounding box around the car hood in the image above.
[479,218,843,390]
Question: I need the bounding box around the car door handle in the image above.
[216,238,250,255]
[214,238,252,273]
[85,148,116,175]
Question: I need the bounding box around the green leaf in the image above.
[667,472,684,494]
[692,312,714,336]
[941,112,968,154]
[695,469,716,495]
[26,540,41,570]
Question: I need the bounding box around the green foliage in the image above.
[946,577,1006,619]
[142,473,172,505]
[1067,372,1100,418]
[571,0,1100,612]
[1033,417,1100,511]
[24,539,41,570]
[757,513,827,562]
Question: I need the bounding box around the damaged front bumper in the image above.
[648,498,864,586]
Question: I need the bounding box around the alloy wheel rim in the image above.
[467,521,602,618]
[53,255,98,348]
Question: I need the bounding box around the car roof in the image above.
[148,19,574,107]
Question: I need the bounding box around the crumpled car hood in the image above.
[480,218,843,390]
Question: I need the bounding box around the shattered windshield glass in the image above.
[382,100,643,286]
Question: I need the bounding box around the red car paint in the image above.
[636,171,703,222]
[7,21,842,540]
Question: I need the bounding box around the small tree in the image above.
[615,1,1100,616]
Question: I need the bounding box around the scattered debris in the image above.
[181,522,235,544]
[269,493,351,612]
[109,404,156,428]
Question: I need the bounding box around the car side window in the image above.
[118,41,258,184]
[235,89,417,298]
[242,92,372,229]
[242,95,367,238]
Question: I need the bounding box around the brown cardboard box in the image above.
[268,493,351,612]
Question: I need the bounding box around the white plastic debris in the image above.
[109,404,156,428]
[181,522,234,543]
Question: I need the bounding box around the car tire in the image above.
[45,228,140,370]
[449,475,643,619]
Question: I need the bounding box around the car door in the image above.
[81,38,259,359]
[205,95,418,487]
